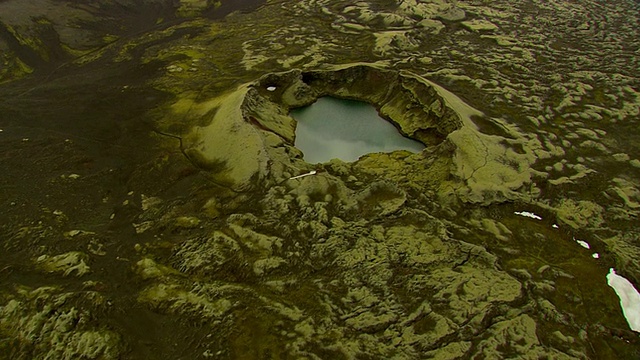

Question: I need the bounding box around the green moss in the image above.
[135,258,180,279]
[35,252,91,277]
[138,283,233,318]
[177,0,222,17]
[102,34,119,43]
[4,24,49,61]
[182,86,270,190]
[554,199,604,228]
[60,43,90,58]
[14,57,33,75]
[0,57,28,83]
[34,18,52,25]
[0,287,122,359]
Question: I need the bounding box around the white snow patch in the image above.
[514,211,542,220]
[607,268,640,332]
[289,170,317,180]
[267,86,277,91]
[575,239,590,249]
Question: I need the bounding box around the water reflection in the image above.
[291,97,424,163]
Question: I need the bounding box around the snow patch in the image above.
[514,211,542,220]
[575,239,590,249]
[607,268,640,332]
[289,170,317,180]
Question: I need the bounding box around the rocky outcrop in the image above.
[0,287,122,359]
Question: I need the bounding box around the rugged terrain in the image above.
[1,0,639,359]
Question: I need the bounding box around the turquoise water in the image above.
[291,97,425,163]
